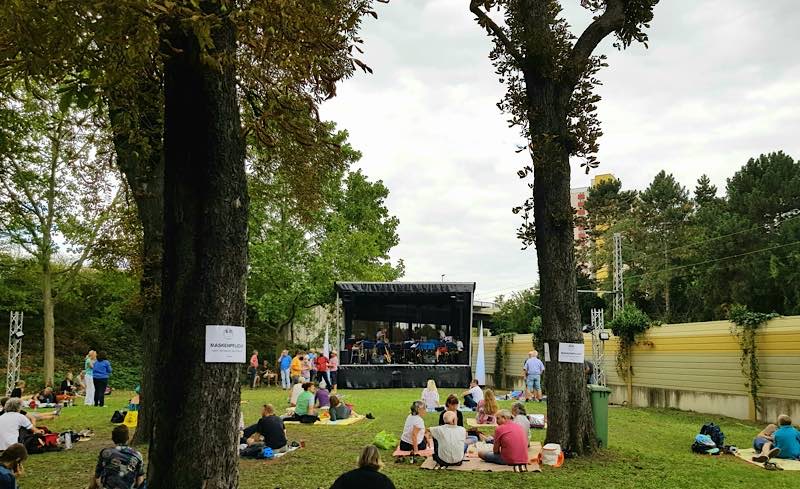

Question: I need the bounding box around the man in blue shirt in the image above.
[278,350,292,390]
[522,350,545,402]
[774,414,800,460]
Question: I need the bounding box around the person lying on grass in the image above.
[90,424,145,489]
[330,445,396,489]
[242,404,288,453]
[329,396,353,421]
[751,423,780,462]
[478,410,529,466]
[773,414,800,460]
[427,410,467,467]
[400,401,427,453]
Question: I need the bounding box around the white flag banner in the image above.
[475,323,486,385]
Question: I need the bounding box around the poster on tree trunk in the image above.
[557,342,584,364]
[205,325,246,363]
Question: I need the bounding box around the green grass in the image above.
[21,387,800,488]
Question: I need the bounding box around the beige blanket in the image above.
[735,448,800,470]
[420,442,542,472]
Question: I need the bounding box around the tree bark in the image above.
[107,68,165,446]
[147,8,247,488]
[41,260,55,386]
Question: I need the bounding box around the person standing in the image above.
[315,353,330,389]
[328,352,339,393]
[92,351,112,407]
[248,350,259,389]
[307,349,318,383]
[0,443,28,489]
[523,350,545,402]
[290,352,304,384]
[278,350,292,390]
[84,350,96,406]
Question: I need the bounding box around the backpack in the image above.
[239,442,266,459]
[691,434,719,455]
[700,423,725,448]
[110,410,127,423]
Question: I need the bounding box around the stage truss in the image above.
[6,311,23,396]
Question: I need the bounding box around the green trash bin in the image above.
[588,384,611,448]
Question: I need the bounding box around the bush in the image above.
[608,305,651,379]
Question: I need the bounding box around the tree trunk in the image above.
[41,260,55,386]
[147,9,247,489]
[107,68,165,446]
[532,117,597,454]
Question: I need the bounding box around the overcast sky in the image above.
[320,0,800,300]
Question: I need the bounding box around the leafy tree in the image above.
[492,288,541,335]
[1,1,387,476]
[469,0,659,453]
[0,88,119,385]
[248,130,403,349]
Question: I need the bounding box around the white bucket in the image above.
[541,443,564,467]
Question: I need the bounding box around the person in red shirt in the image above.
[479,409,530,465]
[248,350,259,389]
[315,353,331,389]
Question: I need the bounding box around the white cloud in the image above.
[321,0,800,299]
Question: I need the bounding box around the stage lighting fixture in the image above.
[13,331,24,339]
[599,331,610,341]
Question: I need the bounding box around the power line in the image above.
[623,239,800,282]
[627,212,800,264]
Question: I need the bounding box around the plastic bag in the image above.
[373,430,399,450]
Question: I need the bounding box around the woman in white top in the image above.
[421,379,439,412]
[400,400,427,453]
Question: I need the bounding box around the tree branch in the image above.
[563,0,626,90]
[469,1,524,66]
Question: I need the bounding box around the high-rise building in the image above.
[571,173,617,278]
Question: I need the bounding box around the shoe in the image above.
[768,447,781,459]
[366,413,375,419]
[752,455,768,463]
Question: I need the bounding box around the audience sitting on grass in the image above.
[90,425,145,489]
[315,386,331,409]
[0,443,27,489]
[0,399,41,451]
[428,410,467,467]
[329,396,352,422]
[286,382,319,424]
[400,401,427,453]
[37,386,57,405]
[438,395,464,427]
[773,414,800,460]
[330,445,396,489]
[511,402,531,432]
[751,423,780,462]
[60,372,77,396]
[478,409,529,466]
[477,389,498,424]
[0,397,60,425]
[462,379,483,410]
[242,404,288,453]
[421,379,440,412]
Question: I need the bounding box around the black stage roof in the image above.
[335,282,476,296]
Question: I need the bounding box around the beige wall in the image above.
[471,316,800,422]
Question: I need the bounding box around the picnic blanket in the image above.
[283,414,366,426]
[466,418,497,428]
[393,446,434,458]
[421,442,542,472]
[735,449,800,470]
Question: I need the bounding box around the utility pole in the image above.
[613,233,624,318]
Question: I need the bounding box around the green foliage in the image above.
[492,288,541,335]
[608,305,651,379]
[493,333,515,389]
[729,305,778,414]
[247,126,403,354]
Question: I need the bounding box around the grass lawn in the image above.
[20,387,800,488]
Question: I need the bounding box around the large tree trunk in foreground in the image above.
[533,130,597,454]
[147,10,247,488]
[108,67,165,447]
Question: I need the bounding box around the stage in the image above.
[337,364,472,389]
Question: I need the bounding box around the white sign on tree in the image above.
[558,342,585,364]
[205,325,246,363]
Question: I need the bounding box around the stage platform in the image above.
[338,364,472,389]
